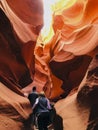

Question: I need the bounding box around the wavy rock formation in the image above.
[0,0,43,129]
[54,54,98,130]
[27,0,98,99]
[0,0,98,130]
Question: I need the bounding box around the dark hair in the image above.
[32,86,36,91]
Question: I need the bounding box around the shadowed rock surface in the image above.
[0,0,98,130]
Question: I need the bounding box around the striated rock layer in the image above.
[0,0,43,129]
[54,54,98,130]
[0,0,98,130]
[27,0,98,99]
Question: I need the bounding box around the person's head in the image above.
[32,86,36,92]
[39,91,45,97]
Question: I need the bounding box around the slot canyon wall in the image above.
[0,0,43,129]
[0,0,98,130]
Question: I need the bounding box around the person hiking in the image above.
[32,91,52,130]
[28,86,38,106]
[28,86,38,127]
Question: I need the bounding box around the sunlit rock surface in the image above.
[27,0,98,99]
[0,0,98,130]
